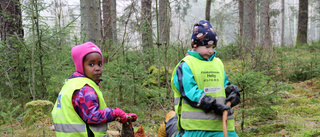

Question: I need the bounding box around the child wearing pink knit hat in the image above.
[52,42,137,137]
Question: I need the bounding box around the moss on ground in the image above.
[237,77,320,137]
[21,100,53,126]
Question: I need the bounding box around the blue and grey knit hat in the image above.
[191,20,218,48]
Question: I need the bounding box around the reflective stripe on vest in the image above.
[52,77,108,137]
[182,111,233,120]
[174,97,179,106]
[54,123,86,133]
[90,124,109,132]
[171,55,235,131]
[181,97,234,121]
[54,123,108,135]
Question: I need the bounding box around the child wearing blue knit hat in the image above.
[191,20,218,49]
[158,20,240,137]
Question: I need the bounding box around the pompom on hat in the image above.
[191,20,218,48]
[71,42,103,74]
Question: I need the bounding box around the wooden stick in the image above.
[115,116,134,137]
[121,120,134,137]
[223,101,231,137]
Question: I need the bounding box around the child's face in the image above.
[194,45,215,60]
[83,52,103,81]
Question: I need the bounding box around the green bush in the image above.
[21,100,53,126]
[217,43,243,60]
[0,100,24,125]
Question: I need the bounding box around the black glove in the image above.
[225,84,241,107]
[199,95,216,113]
[212,102,232,116]
[199,95,231,115]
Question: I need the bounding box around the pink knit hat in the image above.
[71,42,103,74]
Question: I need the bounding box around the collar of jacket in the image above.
[68,72,103,86]
[187,50,217,61]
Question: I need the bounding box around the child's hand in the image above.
[199,95,216,113]
[126,113,137,122]
[212,103,231,116]
[226,91,240,107]
[112,107,128,123]
[225,84,241,107]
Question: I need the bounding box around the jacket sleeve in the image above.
[173,62,204,107]
[224,71,230,87]
[72,85,114,125]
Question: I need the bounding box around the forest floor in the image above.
[0,77,319,137]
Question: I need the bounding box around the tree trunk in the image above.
[159,0,170,89]
[141,0,152,66]
[243,0,256,70]
[102,0,112,51]
[30,0,37,100]
[260,0,271,49]
[53,0,64,46]
[80,0,102,44]
[296,0,308,45]
[32,0,47,98]
[238,0,244,40]
[0,0,24,100]
[205,0,211,22]
[159,0,169,44]
[281,0,285,46]
[318,1,320,41]
[243,0,256,48]
[102,0,117,52]
[111,0,117,42]
[0,0,24,43]
[141,0,152,50]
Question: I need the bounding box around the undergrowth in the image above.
[0,43,320,136]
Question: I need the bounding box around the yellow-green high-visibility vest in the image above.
[171,55,235,131]
[52,77,108,137]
